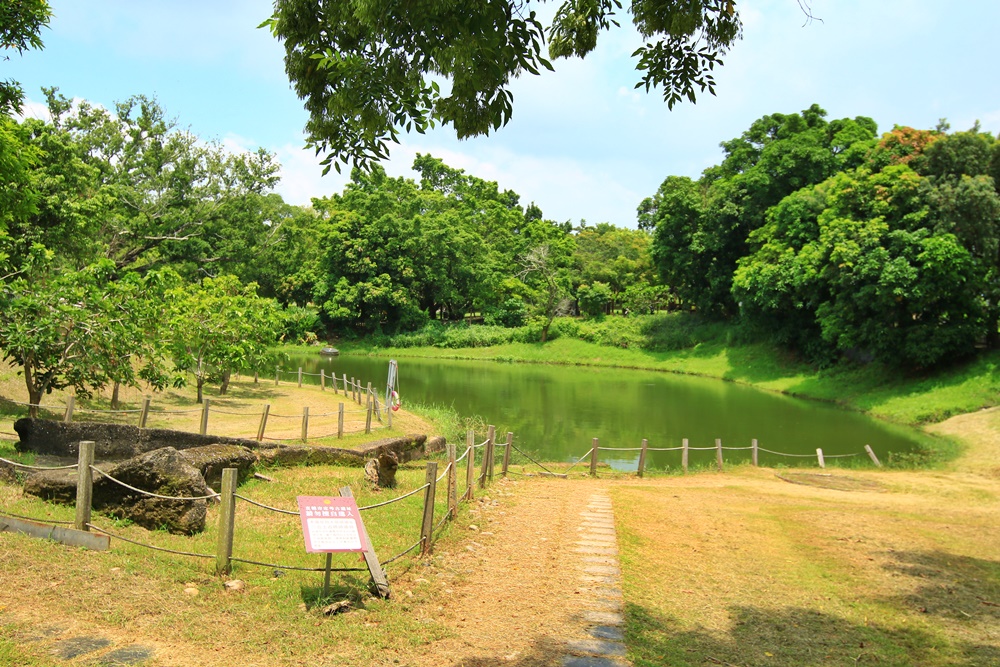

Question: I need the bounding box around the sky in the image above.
[7,1,1000,228]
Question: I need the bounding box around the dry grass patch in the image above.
[612,465,1000,666]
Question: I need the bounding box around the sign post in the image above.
[296,491,391,599]
[297,495,366,598]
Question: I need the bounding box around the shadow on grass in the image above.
[625,601,1000,667]
[881,550,1000,622]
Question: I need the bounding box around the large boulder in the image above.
[23,468,81,504]
[93,448,211,535]
[13,418,263,460]
[179,444,258,489]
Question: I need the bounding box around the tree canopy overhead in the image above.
[262,0,743,172]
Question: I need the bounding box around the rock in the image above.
[13,417,264,460]
[364,451,399,489]
[223,579,245,593]
[179,444,257,490]
[93,447,210,535]
[183,587,199,596]
[468,525,479,531]
[23,468,83,504]
[0,460,18,485]
[320,600,352,615]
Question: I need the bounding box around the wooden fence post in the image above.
[864,444,882,468]
[297,367,303,387]
[320,370,326,391]
[365,401,373,434]
[637,438,648,478]
[342,374,347,394]
[590,438,599,477]
[63,395,75,424]
[502,432,513,477]
[387,393,392,429]
[351,378,356,403]
[139,396,151,429]
[215,468,237,575]
[816,448,825,469]
[200,399,210,436]
[74,440,95,532]
[447,443,458,518]
[370,383,381,422]
[257,404,270,441]
[302,406,310,442]
[465,429,475,501]
[682,438,689,474]
[487,425,496,483]
[752,438,759,467]
[715,438,724,472]
[479,426,493,488]
[338,403,344,438]
[420,462,438,555]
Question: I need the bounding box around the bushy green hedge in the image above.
[369,312,752,352]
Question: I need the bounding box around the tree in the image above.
[644,105,878,316]
[166,275,283,402]
[0,0,51,115]
[578,281,613,318]
[0,261,167,416]
[36,90,281,275]
[262,0,743,171]
[518,243,574,342]
[734,163,991,368]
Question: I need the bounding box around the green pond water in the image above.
[281,353,927,471]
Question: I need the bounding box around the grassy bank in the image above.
[327,315,1000,428]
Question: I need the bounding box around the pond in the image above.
[279,352,927,471]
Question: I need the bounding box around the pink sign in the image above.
[296,496,367,553]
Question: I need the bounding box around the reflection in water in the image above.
[283,353,925,471]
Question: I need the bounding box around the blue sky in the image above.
[8,1,1000,227]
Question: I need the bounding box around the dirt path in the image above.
[395,476,616,667]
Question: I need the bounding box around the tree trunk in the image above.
[24,365,41,419]
[196,375,204,404]
[111,381,121,410]
[220,370,231,395]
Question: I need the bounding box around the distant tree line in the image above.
[641,105,1000,368]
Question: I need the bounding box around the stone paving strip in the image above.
[17,624,154,665]
[562,491,630,667]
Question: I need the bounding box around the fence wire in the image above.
[0,456,77,471]
[91,467,221,501]
[86,523,214,559]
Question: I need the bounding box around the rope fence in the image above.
[85,523,215,560]
[91,467,221,501]
[0,420,886,599]
[568,437,883,477]
[0,456,77,471]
